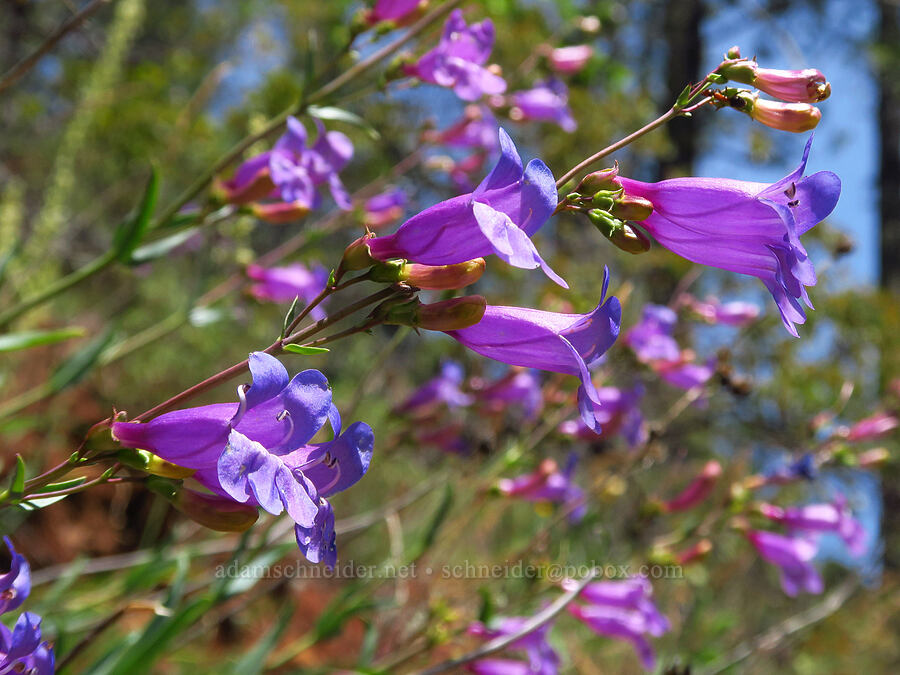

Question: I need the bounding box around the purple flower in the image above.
[683,295,760,326]
[0,612,54,675]
[845,412,899,442]
[367,128,564,286]
[468,616,560,675]
[0,538,30,616]
[269,117,354,211]
[405,9,506,101]
[363,188,407,229]
[652,355,715,391]
[473,370,543,420]
[498,454,586,521]
[559,385,646,446]
[444,269,620,431]
[428,105,500,152]
[564,577,670,671]
[624,305,680,364]
[366,0,421,25]
[619,137,840,336]
[747,530,823,596]
[396,361,473,415]
[112,353,373,567]
[511,79,576,132]
[246,262,329,319]
[760,496,866,556]
[548,45,593,75]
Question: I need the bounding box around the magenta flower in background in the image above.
[652,355,716,391]
[619,137,841,336]
[661,460,722,512]
[395,361,473,415]
[113,353,373,567]
[760,496,866,556]
[559,385,646,446]
[845,412,899,442]
[405,9,506,101]
[563,577,670,671]
[445,269,620,430]
[468,616,560,675]
[472,369,543,420]
[683,294,760,326]
[511,79,577,132]
[246,262,329,319]
[216,152,276,205]
[368,128,564,286]
[428,105,500,152]
[0,538,30,616]
[363,188,407,229]
[624,304,680,364]
[366,0,421,25]
[498,454,586,521]
[0,612,55,675]
[747,530,823,597]
[548,45,593,74]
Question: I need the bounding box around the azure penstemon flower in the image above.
[498,455,586,522]
[363,188,406,229]
[563,577,670,671]
[367,128,564,286]
[747,530,823,597]
[405,9,506,101]
[682,294,760,326]
[444,269,621,430]
[472,369,543,420]
[559,385,646,445]
[395,361,473,415]
[0,612,55,675]
[365,0,422,25]
[511,79,577,133]
[618,137,840,336]
[426,105,499,152]
[246,262,329,318]
[113,353,373,566]
[624,304,680,364]
[759,495,866,556]
[467,616,561,675]
[0,537,30,616]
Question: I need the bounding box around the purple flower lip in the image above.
[367,128,564,286]
[747,529,824,596]
[620,136,840,336]
[510,79,577,132]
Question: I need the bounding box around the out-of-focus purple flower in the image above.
[619,137,841,336]
[0,538,30,616]
[468,616,560,675]
[760,495,866,556]
[624,305,680,364]
[246,262,329,319]
[564,577,670,671]
[845,412,899,442]
[363,188,407,229]
[661,460,722,512]
[112,353,373,567]
[651,354,716,391]
[405,9,506,101]
[473,370,543,420]
[365,0,422,25]
[445,269,621,430]
[683,295,760,326]
[498,455,586,521]
[396,361,473,415]
[0,612,54,675]
[559,385,646,447]
[548,45,593,74]
[511,79,576,132]
[427,105,500,152]
[747,530,823,596]
[368,129,563,286]
[216,152,276,205]
[416,423,469,455]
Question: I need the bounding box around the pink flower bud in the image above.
[720,60,830,103]
[411,296,487,331]
[662,460,722,512]
[548,44,594,74]
[371,259,486,289]
[610,195,654,221]
[675,538,713,565]
[745,94,822,133]
[250,201,311,224]
[846,412,899,441]
[340,233,377,272]
[577,166,621,194]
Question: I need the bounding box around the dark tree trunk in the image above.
[658,0,706,180]
[877,0,900,292]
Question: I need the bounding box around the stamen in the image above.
[274,410,295,449]
[784,182,797,199]
[295,451,328,472]
[319,463,342,495]
[232,384,250,426]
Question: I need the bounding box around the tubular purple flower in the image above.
[624,304,680,363]
[0,538,30,617]
[467,616,560,675]
[473,370,543,420]
[759,495,866,556]
[747,530,823,597]
[619,137,841,336]
[845,412,899,442]
[652,355,715,391]
[683,294,760,326]
[445,269,620,431]
[559,385,646,446]
[364,188,406,229]
[0,612,55,675]
[548,45,593,74]
[395,361,473,415]
[427,105,500,152]
[511,79,577,133]
[405,9,506,101]
[366,0,423,25]
[246,262,329,318]
[112,353,373,566]
[367,129,564,286]
[498,455,586,521]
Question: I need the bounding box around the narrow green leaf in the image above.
[281,296,301,339]
[128,227,200,264]
[34,476,87,492]
[113,168,160,262]
[283,344,330,355]
[0,326,85,353]
[49,329,115,392]
[674,82,694,109]
[308,105,381,140]
[10,455,25,498]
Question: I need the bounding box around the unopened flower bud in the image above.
[116,448,196,479]
[384,296,486,331]
[662,460,722,512]
[610,195,654,221]
[213,169,276,206]
[587,209,652,254]
[340,233,377,272]
[576,166,621,194]
[858,447,890,468]
[732,91,822,132]
[725,45,742,59]
[250,201,311,224]
[371,259,486,289]
[720,60,830,103]
[676,539,713,565]
[173,489,259,532]
[548,44,594,75]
